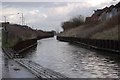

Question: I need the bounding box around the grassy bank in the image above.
[2,23,54,48]
[59,13,119,40]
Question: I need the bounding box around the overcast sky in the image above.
[0,0,119,31]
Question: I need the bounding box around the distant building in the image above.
[99,5,118,21]
[85,2,120,23]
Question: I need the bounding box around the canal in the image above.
[20,37,120,78]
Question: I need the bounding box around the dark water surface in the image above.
[17,37,120,78]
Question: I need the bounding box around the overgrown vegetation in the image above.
[60,12,119,40]
[90,13,120,40]
[61,15,84,31]
[2,29,20,48]
[69,15,84,27]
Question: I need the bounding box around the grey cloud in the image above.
[68,6,96,18]
[2,1,119,31]
[99,1,119,8]
[2,2,68,8]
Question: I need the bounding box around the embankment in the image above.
[57,36,120,53]
[57,3,120,53]
[2,22,54,55]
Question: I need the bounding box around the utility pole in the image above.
[3,16,7,31]
[4,13,20,24]
[3,13,20,43]
[4,16,6,23]
[18,13,24,25]
[22,13,24,25]
[23,17,26,25]
[3,16,8,43]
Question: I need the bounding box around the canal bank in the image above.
[0,27,3,79]
[2,58,36,78]
[2,22,54,56]
[57,36,120,53]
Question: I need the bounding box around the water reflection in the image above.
[17,37,120,78]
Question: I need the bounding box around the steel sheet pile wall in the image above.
[57,36,119,52]
[13,39,37,52]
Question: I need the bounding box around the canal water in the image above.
[21,37,120,78]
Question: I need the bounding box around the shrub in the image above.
[61,15,84,31]
[69,15,84,26]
